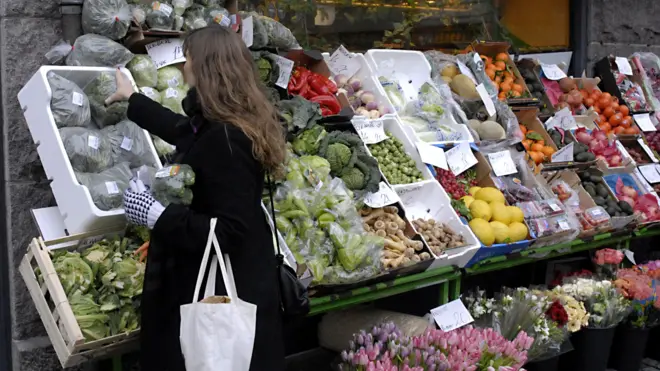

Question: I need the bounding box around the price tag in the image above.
[165,88,178,98]
[638,138,659,163]
[487,150,517,176]
[634,113,656,132]
[145,38,185,69]
[541,63,567,80]
[272,55,295,89]
[363,182,400,208]
[547,107,577,130]
[445,143,478,176]
[615,57,633,76]
[552,142,574,162]
[327,45,361,79]
[353,120,387,144]
[624,249,636,265]
[152,1,172,16]
[548,200,561,212]
[416,142,447,170]
[476,84,496,117]
[105,181,119,195]
[558,219,570,230]
[430,299,474,332]
[120,136,133,151]
[639,164,660,184]
[457,61,477,85]
[241,16,254,47]
[72,92,83,106]
[155,165,180,178]
[87,135,99,150]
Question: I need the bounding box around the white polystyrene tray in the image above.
[18,66,162,234]
[365,49,432,101]
[358,116,434,183]
[398,114,475,144]
[322,52,396,120]
[393,180,480,269]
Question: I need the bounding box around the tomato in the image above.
[598,96,612,110]
[609,113,623,127]
[610,101,620,111]
[603,107,616,118]
[599,114,608,124]
[613,126,626,135]
[620,116,633,128]
[601,92,612,100]
[599,122,612,132]
[619,105,630,116]
[594,115,604,124]
[624,127,639,135]
[581,90,589,99]
[584,98,595,107]
[593,105,602,114]
[590,90,602,100]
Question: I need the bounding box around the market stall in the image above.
[14,3,660,370]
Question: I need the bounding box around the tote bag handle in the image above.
[192,218,238,303]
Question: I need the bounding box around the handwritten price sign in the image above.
[430,299,474,332]
[327,45,361,79]
[353,120,387,144]
[445,143,478,176]
[272,55,295,89]
[145,38,185,69]
[488,150,517,176]
[363,182,400,208]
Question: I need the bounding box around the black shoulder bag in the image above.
[266,174,310,319]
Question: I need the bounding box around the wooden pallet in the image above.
[19,231,139,368]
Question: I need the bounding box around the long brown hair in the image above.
[183,25,286,177]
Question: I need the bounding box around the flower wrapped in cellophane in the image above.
[554,276,631,328]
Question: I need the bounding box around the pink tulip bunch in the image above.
[593,248,624,265]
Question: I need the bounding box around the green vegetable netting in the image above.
[47,71,91,128]
[76,162,132,211]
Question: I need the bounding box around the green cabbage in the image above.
[53,252,95,296]
[161,87,188,115]
[156,66,184,91]
[139,87,161,103]
[126,55,157,88]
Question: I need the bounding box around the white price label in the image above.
[476,83,496,117]
[445,143,478,176]
[624,249,636,265]
[457,61,477,85]
[241,16,254,47]
[487,150,517,176]
[105,181,119,195]
[155,165,180,178]
[273,55,295,89]
[547,107,578,131]
[638,138,659,163]
[558,219,570,230]
[541,63,567,80]
[153,2,172,16]
[87,135,99,150]
[416,142,447,170]
[120,136,133,151]
[353,120,387,145]
[430,299,474,332]
[165,88,178,98]
[167,77,179,88]
[145,38,185,69]
[634,113,656,132]
[548,201,561,212]
[552,142,574,162]
[615,57,634,76]
[592,208,604,217]
[72,92,84,106]
[327,45,361,79]
[639,164,660,184]
[363,182,400,208]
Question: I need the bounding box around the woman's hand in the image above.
[135,241,149,263]
[104,68,135,105]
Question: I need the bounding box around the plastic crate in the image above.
[17,66,162,234]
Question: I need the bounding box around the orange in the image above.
[512,84,524,93]
[495,52,509,62]
[481,56,492,65]
[494,61,506,71]
[486,69,496,79]
[531,143,544,152]
[603,107,615,118]
[519,124,527,135]
[510,90,522,98]
[529,151,544,164]
[541,146,555,157]
[500,82,512,93]
[498,92,507,100]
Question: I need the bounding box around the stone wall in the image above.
[587,0,660,74]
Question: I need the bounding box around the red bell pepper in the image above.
[290,68,310,93]
[320,108,333,116]
[308,74,332,96]
[311,95,341,115]
[324,78,338,94]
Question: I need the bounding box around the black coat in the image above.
[127,90,285,371]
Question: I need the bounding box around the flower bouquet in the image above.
[554,277,631,328]
[547,291,589,333]
[593,248,624,278]
[614,268,660,328]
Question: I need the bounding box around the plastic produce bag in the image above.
[60,127,114,173]
[66,34,134,67]
[103,120,157,168]
[76,162,132,211]
[182,4,207,30]
[130,3,148,26]
[240,11,268,50]
[256,15,300,51]
[47,72,91,128]
[139,87,161,103]
[151,164,195,206]
[318,307,433,352]
[632,52,660,110]
[156,66,184,91]
[146,1,176,30]
[45,40,74,65]
[82,0,132,40]
[152,135,176,159]
[126,55,157,88]
[194,0,224,6]
[457,52,498,97]
[84,72,129,128]
[172,0,192,15]
[205,6,230,27]
[173,15,184,30]
[161,87,187,115]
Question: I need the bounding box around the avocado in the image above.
[596,184,609,198]
[590,175,604,183]
[582,152,596,161]
[607,199,618,209]
[575,152,591,162]
[619,201,633,214]
[593,196,606,206]
[607,206,617,216]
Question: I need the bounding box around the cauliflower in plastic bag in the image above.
[76,162,133,211]
[130,3,148,26]
[256,15,300,51]
[60,127,114,173]
[156,66,184,91]
[139,87,161,103]
[172,0,192,15]
[205,6,230,27]
[82,0,132,40]
[84,72,129,128]
[182,4,207,30]
[152,135,176,158]
[103,120,157,168]
[194,0,224,6]
[240,11,267,49]
[161,87,187,114]
[146,1,176,30]
[66,34,134,67]
[126,55,157,88]
[47,72,91,128]
[151,164,195,206]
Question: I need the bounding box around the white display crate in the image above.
[18,66,162,234]
[365,49,432,101]
[393,180,480,268]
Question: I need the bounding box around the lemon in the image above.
[468,186,482,196]
[489,221,511,244]
[469,200,492,221]
[469,218,494,246]
[509,222,529,242]
[461,196,475,208]
[475,187,506,204]
[490,203,511,225]
[507,206,525,224]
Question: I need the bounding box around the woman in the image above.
[105,25,287,371]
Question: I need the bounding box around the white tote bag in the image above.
[180,218,257,371]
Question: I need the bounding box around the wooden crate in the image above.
[19,231,139,368]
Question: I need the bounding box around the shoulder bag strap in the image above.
[266,173,283,265]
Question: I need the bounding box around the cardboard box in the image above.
[515,58,555,119]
